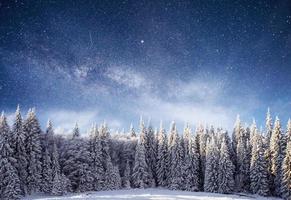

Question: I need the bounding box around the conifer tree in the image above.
[131,140,150,188]
[156,123,168,187]
[23,109,42,194]
[169,134,184,190]
[99,123,111,171]
[167,121,178,187]
[0,113,21,200]
[104,157,121,190]
[41,148,53,194]
[270,117,283,195]
[280,140,291,200]
[250,131,270,196]
[129,123,136,137]
[218,138,235,194]
[184,137,201,191]
[89,124,104,191]
[265,108,273,142]
[204,137,219,193]
[11,106,28,195]
[123,161,131,189]
[145,125,157,186]
[287,119,291,142]
[72,123,80,139]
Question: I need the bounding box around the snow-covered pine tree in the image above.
[99,123,111,172]
[204,136,219,193]
[287,119,291,142]
[77,138,94,193]
[270,116,283,196]
[104,157,121,190]
[11,106,28,195]
[41,148,53,194]
[44,120,55,152]
[129,123,136,137]
[250,130,270,196]
[156,123,168,187]
[51,142,64,196]
[218,138,235,194]
[265,108,273,143]
[280,140,291,200]
[169,133,184,190]
[88,124,104,191]
[182,123,191,156]
[184,136,201,191]
[236,132,251,192]
[72,123,80,139]
[51,172,63,196]
[232,115,244,185]
[23,109,42,194]
[145,125,157,186]
[196,124,208,189]
[167,121,178,187]
[123,161,131,189]
[131,140,150,188]
[62,126,93,192]
[0,113,21,200]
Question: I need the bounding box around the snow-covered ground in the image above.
[23,188,282,200]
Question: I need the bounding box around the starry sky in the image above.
[0,0,291,134]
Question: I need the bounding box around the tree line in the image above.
[0,106,290,200]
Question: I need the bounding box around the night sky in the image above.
[0,0,291,133]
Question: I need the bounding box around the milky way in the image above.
[0,0,291,133]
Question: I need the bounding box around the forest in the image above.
[0,106,290,200]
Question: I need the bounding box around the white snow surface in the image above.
[22,188,282,200]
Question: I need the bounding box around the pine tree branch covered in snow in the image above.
[0,106,290,199]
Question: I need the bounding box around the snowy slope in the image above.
[23,188,282,200]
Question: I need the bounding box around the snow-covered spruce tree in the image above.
[169,134,184,190]
[270,116,283,196]
[232,115,244,184]
[23,109,42,194]
[280,140,291,200]
[196,124,208,189]
[72,123,80,139]
[41,148,53,194]
[287,119,291,142]
[104,157,121,190]
[250,131,270,196]
[62,127,93,192]
[99,123,111,171]
[236,132,251,192]
[156,123,168,187]
[182,123,191,157]
[218,138,235,194]
[123,161,131,189]
[129,123,136,137]
[44,120,55,152]
[265,108,273,143]
[145,125,157,186]
[51,142,64,196]
[10,106,28,195]
[184,137,201,191]
[167,121,178,187]
[131,140,150,188]
[0,113,21,200]
[204,136,219,193]
[88,124,104,191]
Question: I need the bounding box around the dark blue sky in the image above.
[0,0,291,133]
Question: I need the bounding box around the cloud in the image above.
[43,109,123,135]
[127,77,257,131]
